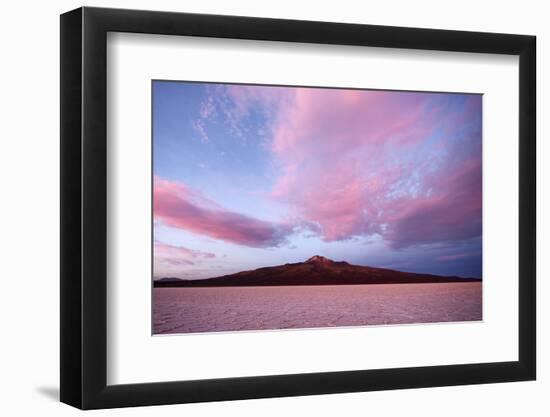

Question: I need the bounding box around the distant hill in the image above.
[155,277,187,283]
[154,255,481,287]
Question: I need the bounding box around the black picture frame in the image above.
[60,6,536,410]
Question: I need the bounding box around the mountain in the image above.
[155,277,187,283]
[154,255,481,287]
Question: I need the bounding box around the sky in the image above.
[153,81,482,280]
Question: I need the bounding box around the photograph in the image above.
[152,81,483,335]
[51,3,538,412]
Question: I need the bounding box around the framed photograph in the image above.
[60,6,536,409]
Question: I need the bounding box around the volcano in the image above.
[154,255,481,287]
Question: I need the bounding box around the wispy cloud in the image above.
[191,119,209,142]
[199,95,216,119]
[153,241,217,278]
[154,241,216,265]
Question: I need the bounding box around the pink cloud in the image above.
[154,177,293,247]
[271,89,439,161]
[192,86,482,249]
[265,89,482,248]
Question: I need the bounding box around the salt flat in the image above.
[153,282,482,335]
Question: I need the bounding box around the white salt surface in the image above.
[153,282,482,335]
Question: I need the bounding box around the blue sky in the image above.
[153,81,482,279]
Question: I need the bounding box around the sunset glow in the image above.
[153,82,482,280]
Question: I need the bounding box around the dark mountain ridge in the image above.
[154,255,481,287]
